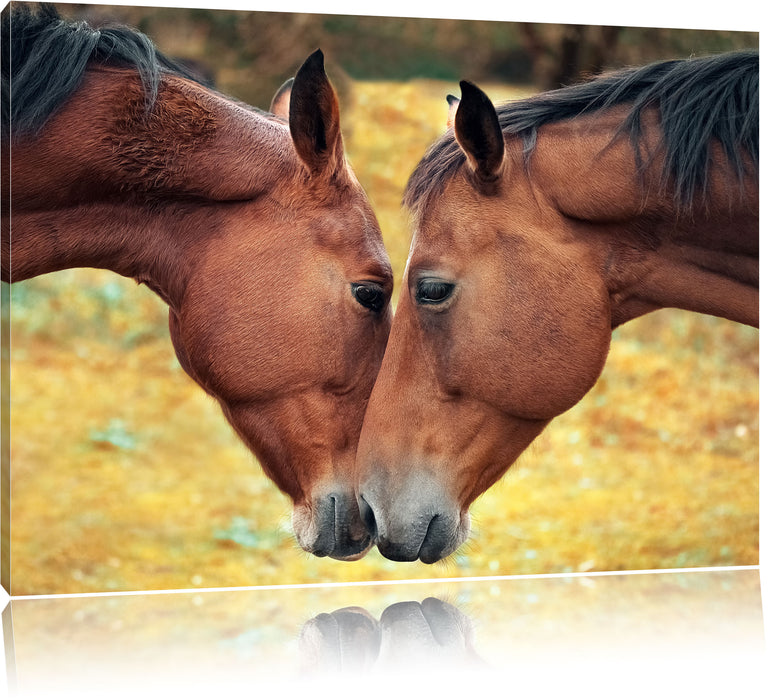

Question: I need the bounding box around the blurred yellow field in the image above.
[7,79,758,594]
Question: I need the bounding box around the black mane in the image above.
[405,50,759,214]
[1,3,202,140]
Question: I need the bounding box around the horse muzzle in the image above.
[293,488,374,561]
[358,471,471,564]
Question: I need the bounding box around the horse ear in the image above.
[289,50,345,176]
[446,94,460,129]
[454,80,504,182]
[269,77,294,120]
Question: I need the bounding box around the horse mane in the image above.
[404,50,759,214]
[1,3,203,140]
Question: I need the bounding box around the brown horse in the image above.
[2,6,393,561]
[356,51,758,563]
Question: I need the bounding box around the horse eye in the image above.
[416,279,455,305]
[351,283,386,312]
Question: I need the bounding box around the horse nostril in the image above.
[358,494,377,539]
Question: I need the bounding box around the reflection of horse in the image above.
[299,598,482,674]
[356,51,758,563]
[2,6,393,560]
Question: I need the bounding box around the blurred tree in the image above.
[520,24,624,89]
[52,4,757,101]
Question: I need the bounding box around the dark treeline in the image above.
[53,4,757,110]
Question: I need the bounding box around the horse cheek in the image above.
[472,272,610,420]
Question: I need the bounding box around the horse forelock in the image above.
[404,50,758,218]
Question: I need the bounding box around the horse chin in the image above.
[418,509,471,564]
[373,513,469,565]
[327,543,374,562]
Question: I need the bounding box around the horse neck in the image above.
[3,68,295,309]
[4,200,203,309]
[605,202,759,328]
[528,117,759,328]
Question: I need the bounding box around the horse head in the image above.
[168,52,393,560]
[356,53,757,563]
[4,11,393,562]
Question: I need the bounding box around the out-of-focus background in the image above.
[4,3,758,594]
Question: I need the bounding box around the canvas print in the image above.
[0,1,758,595]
